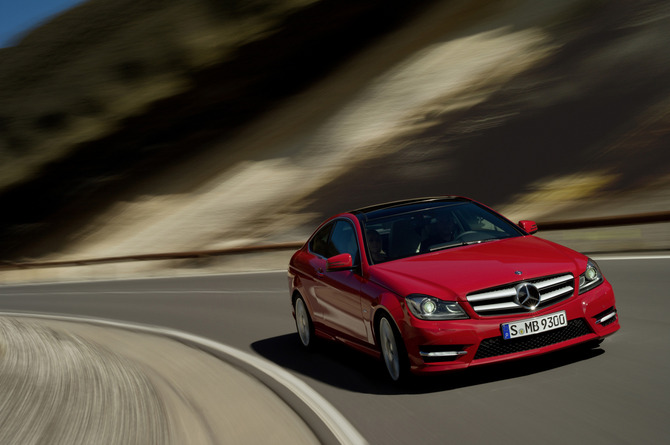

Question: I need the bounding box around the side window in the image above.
[328,220,360,264]
[309,222,334,258]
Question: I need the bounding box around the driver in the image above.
[422,213,458,250]
[366,229,387,263]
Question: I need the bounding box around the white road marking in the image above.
[0,269,288,287]
[592,254,670,260]
[2,290,279,296]
[0,311,368,445]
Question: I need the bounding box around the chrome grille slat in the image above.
[540,286,573,302]
[535,274,573,289]
[466,273,575,316]
[477,302,520,312]
[467,288,516,302]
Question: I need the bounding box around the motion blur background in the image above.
[1,0,669,270]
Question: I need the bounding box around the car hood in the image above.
[369,236,586,300]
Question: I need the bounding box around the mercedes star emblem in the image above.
[514,282,541,310]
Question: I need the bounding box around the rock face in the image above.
[0,0,427,259]
[2,0,670,264]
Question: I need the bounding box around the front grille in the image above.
[466,273,574,316]
[474,318,592,360]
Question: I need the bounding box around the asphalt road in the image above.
[1,255,669,444]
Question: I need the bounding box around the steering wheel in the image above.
[454,231,481,243]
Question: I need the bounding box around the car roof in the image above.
[350,196,471,221]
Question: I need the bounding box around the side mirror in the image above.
[519,220,538,234]
[326,253,353,271]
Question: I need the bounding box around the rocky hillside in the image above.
[1,0,669,261]
[0,0,428,258]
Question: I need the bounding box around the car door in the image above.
[314,219,368,343]
[292,220,334,323]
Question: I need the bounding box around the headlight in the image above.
[406,294,469,320]
[578,259,603,294]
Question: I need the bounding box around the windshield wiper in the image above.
[429,242,467,252]
[462,239,497,246]
[429,238,499,252]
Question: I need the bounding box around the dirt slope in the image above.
[3,0,670,262]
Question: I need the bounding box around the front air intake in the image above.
[474,318,592,360]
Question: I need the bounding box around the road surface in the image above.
[1,255,668,444]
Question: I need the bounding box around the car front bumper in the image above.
[401,281,619,374]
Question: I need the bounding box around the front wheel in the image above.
[378,315,409,382]
[294,296,315,349]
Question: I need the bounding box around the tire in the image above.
[378,315,409,382]
[294,296,315,350]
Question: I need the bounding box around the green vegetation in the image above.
[0,0,319,191]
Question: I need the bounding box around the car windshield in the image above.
[362,202,524,264]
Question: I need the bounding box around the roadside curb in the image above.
[0,311,368,445]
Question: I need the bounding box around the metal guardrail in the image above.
[0,242,304,271]
[1,211,669,271]
[538,210,670,230]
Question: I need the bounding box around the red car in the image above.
[288,197,619,381]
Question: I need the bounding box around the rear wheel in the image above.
[294,296,315,349]
[378,315,409,382]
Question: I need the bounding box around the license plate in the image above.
[501,311,567,340]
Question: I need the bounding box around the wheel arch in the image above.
[291,289,303,306]
[373,300,411,382]
[371,300,405,349]
[291,289,316,319]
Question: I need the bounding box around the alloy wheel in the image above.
[295,297,311,347]
[380,317,401,381]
